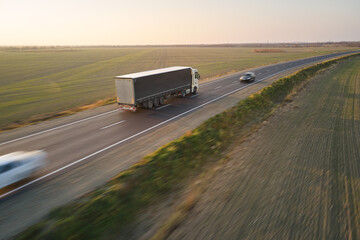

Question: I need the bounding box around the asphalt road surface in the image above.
[0,51,357,239]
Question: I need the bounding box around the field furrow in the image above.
[167,56,360,240]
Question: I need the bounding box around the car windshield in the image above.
[245,74,252,77]
[0,163,14,174]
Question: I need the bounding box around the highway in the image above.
[0,51,357,239]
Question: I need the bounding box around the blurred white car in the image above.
[0,151,46,189]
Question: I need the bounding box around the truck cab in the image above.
[192,68,200,94]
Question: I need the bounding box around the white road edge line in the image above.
[214,86,222,90]
[155,104,170,110]
[0,109,119,146]
[101,120,126,130]
[0,66,301,199]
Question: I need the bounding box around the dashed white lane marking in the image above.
[190,94,200,98]
[0,109,119,146]
[232,81,238,84]
[101,120,126,130]
[214,86,222,90]
[155,104,170,110]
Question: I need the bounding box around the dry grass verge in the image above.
[1,97,116,132]
[150,157,227,240]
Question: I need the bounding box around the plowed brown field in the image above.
[168,57,360,240]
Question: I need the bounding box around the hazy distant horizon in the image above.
[1,0,359,46]
[1,41,359,47]
[1,43,358,47]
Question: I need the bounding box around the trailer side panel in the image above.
[134,68,192,101]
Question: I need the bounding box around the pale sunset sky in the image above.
[0,0,359,45]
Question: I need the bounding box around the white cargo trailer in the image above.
[115,66,200,111]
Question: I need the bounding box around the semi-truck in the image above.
[115,66,200,111]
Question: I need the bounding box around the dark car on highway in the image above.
[240,72,256,82]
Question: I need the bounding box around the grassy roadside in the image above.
[1,97,116,132]
[16,53,360,240]
[1,47,358,131]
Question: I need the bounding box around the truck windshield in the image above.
[195,72,200,79]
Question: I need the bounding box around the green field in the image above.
[0,46,358,129]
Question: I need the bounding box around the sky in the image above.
[0,0,359,46]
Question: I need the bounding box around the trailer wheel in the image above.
[154,97,160,107]
[159,96,165,105]
[181,90,186,98]
[142,101,148,108]
[147,100,153,109]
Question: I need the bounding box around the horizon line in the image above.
[1,41,360,48]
